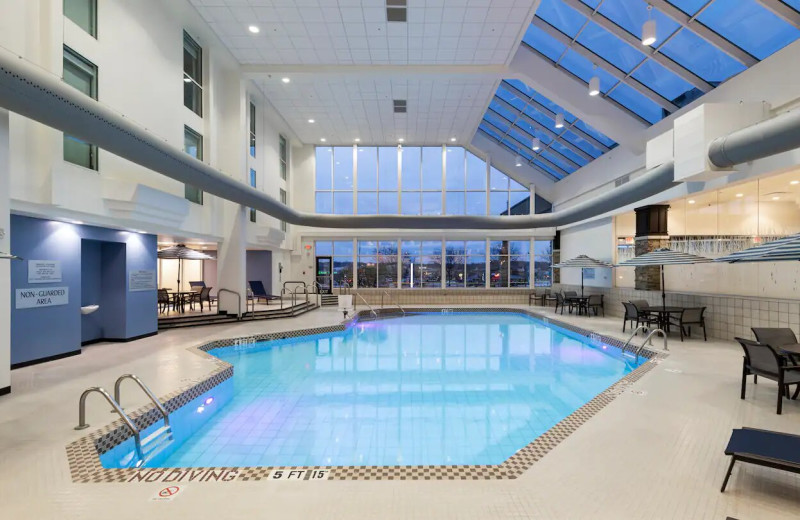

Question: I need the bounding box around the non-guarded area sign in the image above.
[16,287,69,309]
[129,269,156,292]
[28,260,61,283]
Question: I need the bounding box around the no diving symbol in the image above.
[152,486,182,501]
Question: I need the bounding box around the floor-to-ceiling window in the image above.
[490,240,530,288]
[315,241,353,288]
[401,241,441,288]
[534,240,553,287]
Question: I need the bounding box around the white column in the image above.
[217,204,248,317]
[0,109,10,394]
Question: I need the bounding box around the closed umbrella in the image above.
[157,244,213,292]
[617,248,712,309]
[552,255,613,297]
[715,233,800,263]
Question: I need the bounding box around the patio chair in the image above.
[189,286,214,311]
[630,299,650,311]
[188,281,205,292]
[587,294,604,316]
[158,288,171,315]
[752,327,797,348]
[554,292,566,315]
[622,301,656,332]
[735,337,800,414]
[721,427,800,492]
[248,280,281,304]
[669,307,707,341]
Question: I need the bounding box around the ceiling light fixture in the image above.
[308,119,315,123]
[354,138,360,142]
[735,193,744,197]
[281,77,290,84]
[792,180,800,185]
[773,196,781,200]
[397,138,404,143]
[555,113,564,128]
[588,65,600,96]
[515,155,523,167]
[183,75,192,83]
[450,137,456,142]
[248,25,260,34]
[320,138,326,142]
[688,199,696,204]
[532,137,541,151]
[641,5,657,46]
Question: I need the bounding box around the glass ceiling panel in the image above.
[658,27,746,83]
[479,79,617,181]
[666,0,710,16]
[574,21,646,72]
[522,24,567,62]
[606,82,664,124]
[783,0,800,13]
[536,0,586,37]
[629,58,693,100]
[693,0,800,59]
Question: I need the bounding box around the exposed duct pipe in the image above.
[708,107,800,168]
[0,48,677,229]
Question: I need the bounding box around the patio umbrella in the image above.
[157,244,213,292]
[0,251,21,260]
[552,255,613,297]
[715,233,800,263]
[617,248,713,309]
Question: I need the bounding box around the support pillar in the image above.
[0,109,11,395]
[216,204,247,317]
[634,205,669,292]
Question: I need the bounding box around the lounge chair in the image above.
[158,288,171,314]
[587,294,604,316]
[554,292,566,315]
[721,427,800,492]
[669,307,707,341]
[736,337,800,414]
[248,280,280,305]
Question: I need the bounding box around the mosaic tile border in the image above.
[66,307,664,483]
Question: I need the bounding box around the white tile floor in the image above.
[1,305,799,519]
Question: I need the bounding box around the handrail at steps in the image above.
[311,281,322,306]
[217,288,242,320]
[293,285,309,312]
[621,326,650,352]
[636,329,668,362]
[113,374,170,428]
[353,292,378,318]
[75,387,144,464]
[280,287,295,310]
[380,291,405,316]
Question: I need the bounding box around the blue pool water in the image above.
[103,313,641,468]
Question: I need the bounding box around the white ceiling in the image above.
[188,0,539,145]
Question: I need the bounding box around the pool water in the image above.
[108,313,641,468]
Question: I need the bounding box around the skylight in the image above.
[478,79,617,181]
[522,0,800,125]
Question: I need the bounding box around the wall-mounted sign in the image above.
[16,287,69,309]
[28,260,62,283]
[129,269,157,292]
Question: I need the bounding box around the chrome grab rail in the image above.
[380,290,405,316]
[353,292,378,318]
[280,287,294,310]
[217,288,242,320]
[114,374,170,428]
[339,281,351,295]
[293,285,308,309]
[75,387,144,463]
[621,326,650,352]
[311,281,322,306]
[621,326,668,363]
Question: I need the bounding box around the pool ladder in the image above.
[75,374,173,468]
[622,326,668,363]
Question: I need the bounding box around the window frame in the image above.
[183,125,204,205]
[183,31,203,117]
[62,46,98,171]
[64,0,97,38]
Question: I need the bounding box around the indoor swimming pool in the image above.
[101,312,642,469]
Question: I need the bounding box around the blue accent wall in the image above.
[10,215,158,365]
[246,250,272,292]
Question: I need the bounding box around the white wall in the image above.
[558,217,614,290]
[0,109,11,390]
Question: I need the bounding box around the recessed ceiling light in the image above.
[688,200,696,204]
[248,25,260,34]
[450,137,456,142]
[183,76,192,83]
[773,196,781,200]
[354,138,360,142]
[281,77,290,84]
[308,119,315,123]
[791,180,799,185]
[320,138,326,142]
[397,138,404,143]
[735,193,743,197]
[555,113,564,128]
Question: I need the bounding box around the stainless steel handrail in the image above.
[354,292,378,318]
[621,326,650,352]
[293,285,308,311]
[339,281,351,295]
[635,329,668,362]
[217,288,242,320]
[380,290,405,316]
[114,374,170,428]
[75,387,144,463]
[311,281,322,306]
[280,287,293,310]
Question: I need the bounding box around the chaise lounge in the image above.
[721,427,800,492]
[248,280,281,305]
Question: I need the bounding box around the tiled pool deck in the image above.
[2,304,799,519]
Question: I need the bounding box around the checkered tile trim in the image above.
[66,307,663,483]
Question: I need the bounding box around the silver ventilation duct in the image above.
[0,48,678,229]
[708,107,800,168]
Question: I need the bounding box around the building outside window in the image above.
[490,240,530,288]
[64,0,97,37]
[534,240,553,287]
[401,241,441,288]
[315,241,353,288]
[445,241,486,288]
[62,46,98,170]
[490,167,529,216]
[183,31,202,117]
[249,169,257,222]
[279,135,288,180]
[357,241,397,288]
[279,189,287,232]
[249,102,256,157]
[183,126,203,204]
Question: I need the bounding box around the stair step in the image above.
[141,425,173,448]
[159,304,318,330]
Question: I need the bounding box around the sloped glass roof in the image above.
[522,0,800,125]
[478,79,618,181]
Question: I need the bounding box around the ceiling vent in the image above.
[393,99,407,114]
[387,0,407,22]
[614,174,630,187]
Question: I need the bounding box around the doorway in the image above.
[316,256,333,294]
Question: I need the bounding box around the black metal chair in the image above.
[189,286,214,311]
[554,292,566,315]
[587,294,604,316]
[669,307,707,341]
[752,327,797,348]
[158,288,171,314]
[736,337,800,414]
[248,280,281,305]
